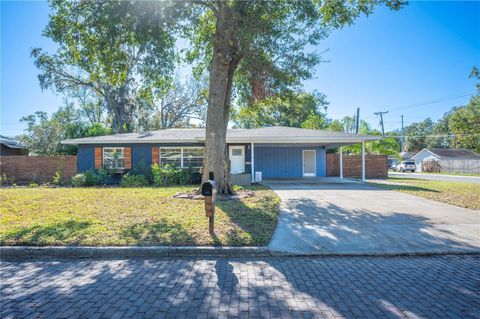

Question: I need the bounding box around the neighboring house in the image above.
[411,148,480,173]
[62,126,380,183]
[399,151,416,160]
[0,135,28,156]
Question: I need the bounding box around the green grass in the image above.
[0,185,280,246]
[369,178,480,210]
[414,172,480,177]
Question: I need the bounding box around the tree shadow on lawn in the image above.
[119,220,196,246]
[0,220,92,246]
[215,186,280,246]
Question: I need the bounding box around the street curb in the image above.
[0,246,270,260]
[1,246,479,260]
[268,250,480,258]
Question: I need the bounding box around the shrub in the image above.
[52,170,64,186]
[120,173,150,187]
[233,185,244,192]
[151,164,201,186]
[0,174,10,186]
[71,170,100,187]
[28,183,39,188]
[71,174,87,187]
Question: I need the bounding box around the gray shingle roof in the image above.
[0,135,26,149]
[428,148,480,158]
[62,126,380,145]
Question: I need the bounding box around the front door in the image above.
[229,146,245,174]
[303,150,316,177]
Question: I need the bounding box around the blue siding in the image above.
[254,145,326,178]
[77,144,95,172]
[131,144,152,174]
[76,142,326,179]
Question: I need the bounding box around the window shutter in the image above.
[152,147,159,165]
[94,147,102,169]
[124,147,132,169]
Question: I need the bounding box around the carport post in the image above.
[362,140,366,182]
[251,142,255,183]
[339,146,343,179]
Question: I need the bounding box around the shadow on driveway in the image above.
[266,179,480,255]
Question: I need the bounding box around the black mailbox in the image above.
[201,181,213,197]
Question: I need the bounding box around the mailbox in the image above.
[202,173,217,233]
[201,182,213,197]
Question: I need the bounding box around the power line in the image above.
[388,91,475,112]
[385,133,480,138]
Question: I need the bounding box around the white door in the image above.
[303,150,316,177]
[229,146,245,174]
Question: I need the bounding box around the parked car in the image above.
[388,158,399,170]
[398,160,416,172]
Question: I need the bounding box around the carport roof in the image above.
[62,126,381,145]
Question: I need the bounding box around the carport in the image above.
[222,126,381,182]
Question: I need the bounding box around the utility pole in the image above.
[401,115,404,152]
[374,111,389,137]
[355,108,360,134]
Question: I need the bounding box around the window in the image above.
[159,147,204,168]
[103,147,125,169]
[232,149,242,156]
[183,147,204,168]
[160,148,182,167]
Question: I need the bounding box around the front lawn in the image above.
[369,178,480,210]
[0,185,280,246]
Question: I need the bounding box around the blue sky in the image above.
[1,0,479,136]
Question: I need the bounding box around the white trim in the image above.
[102,147,125,170]
[362,141,366,182]
[229,145,245,174]
[251,142,255,182]
[339,146,343,179]
[302,149,317,177]
[411,148,440,160]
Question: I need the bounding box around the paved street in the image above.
[1,255,479,319]
[388,172,480,183]
[266,178,480,255]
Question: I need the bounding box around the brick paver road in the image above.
[1,256,479,319]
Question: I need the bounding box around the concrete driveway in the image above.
[266,178,480,255]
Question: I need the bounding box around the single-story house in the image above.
[0,135,28,156]
[62,126,380,183]
[399,151,416,160]
[411,148,480,173]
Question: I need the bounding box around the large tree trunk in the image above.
[202,3,242,195]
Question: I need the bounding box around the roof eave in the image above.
[62,135,380,145]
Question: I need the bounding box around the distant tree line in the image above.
[401,68,479,153]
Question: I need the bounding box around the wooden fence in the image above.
[326,154,388,179]
[423,158,480,174]
[0,156,77,184]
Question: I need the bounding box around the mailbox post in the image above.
[201,172,217,234]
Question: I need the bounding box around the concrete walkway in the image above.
[389,171,480,183]
[266,178,480,255]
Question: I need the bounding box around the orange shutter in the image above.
[94,147,102,169]
[152,147,159,165]
[124,147,132,169]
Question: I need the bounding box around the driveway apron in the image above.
[266,178,480,255]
